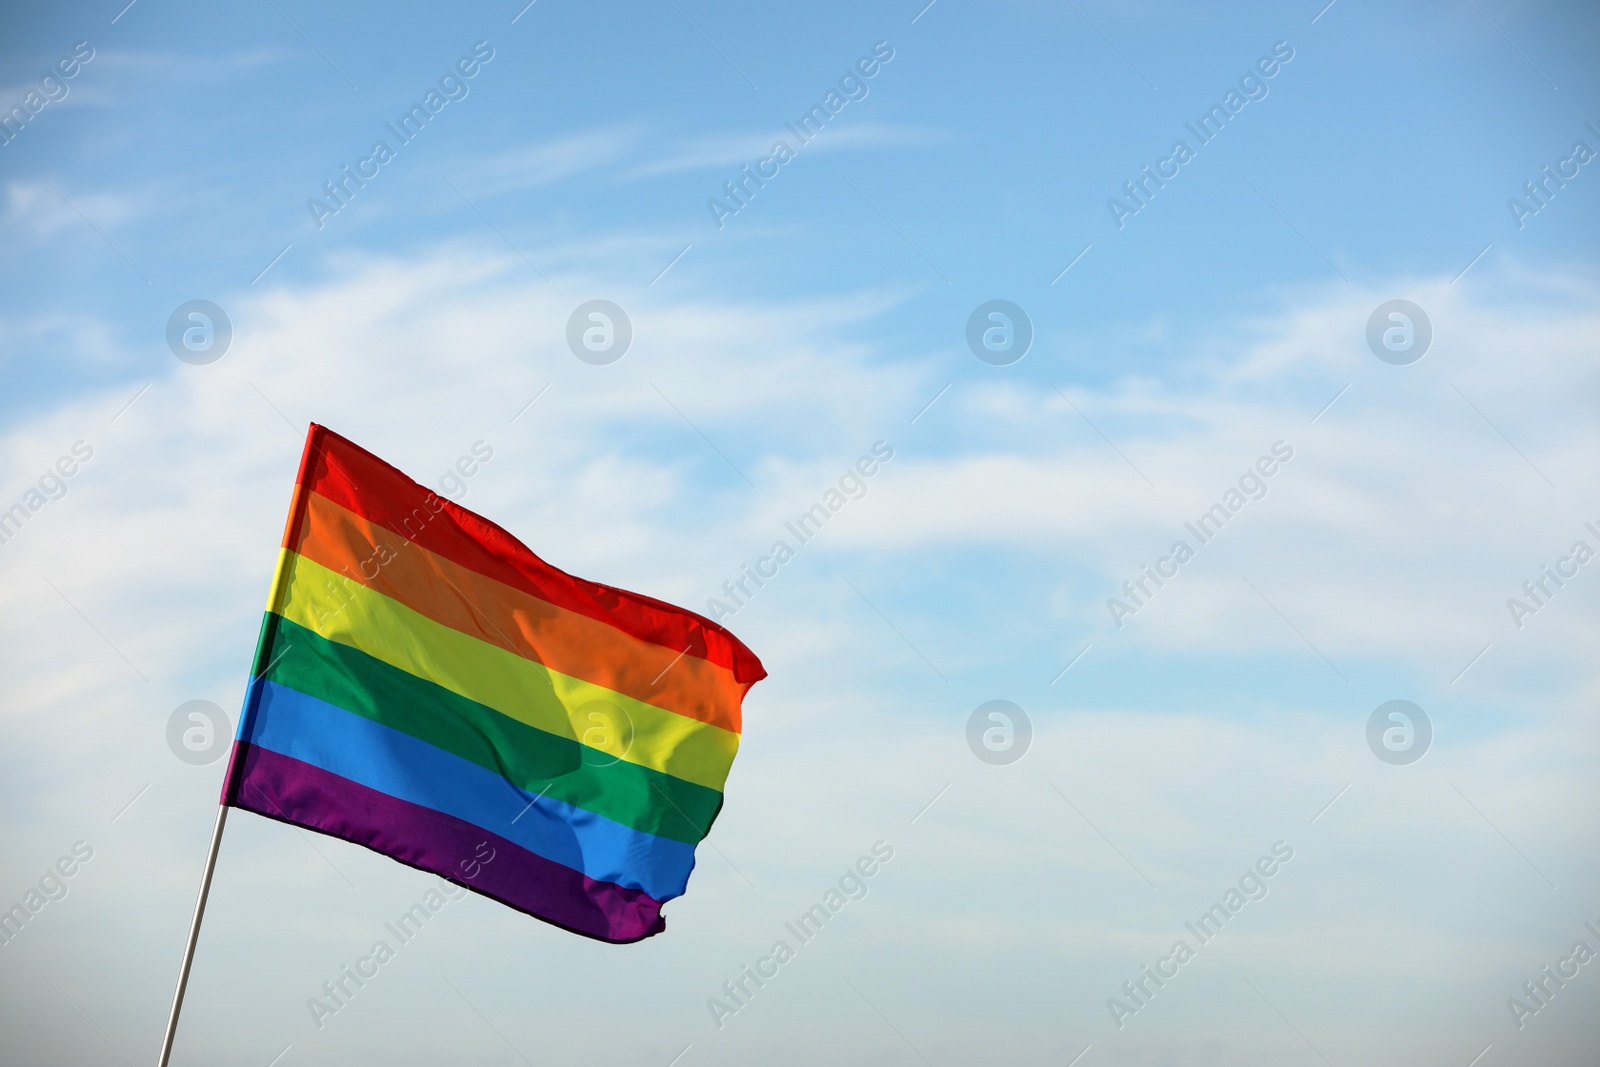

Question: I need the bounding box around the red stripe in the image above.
[276,422,321,559]
[288,424,765,684]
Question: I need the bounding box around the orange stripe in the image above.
[294,492,744,733]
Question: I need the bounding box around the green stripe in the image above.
[254,614,723,844]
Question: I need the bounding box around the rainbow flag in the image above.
[221,425,764,943]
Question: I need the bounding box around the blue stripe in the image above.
[240,678,695,900]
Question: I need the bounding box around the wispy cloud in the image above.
[631,122,942,178]
[90,45,296,83]
[2,179,141,241]
[453,126,643,198]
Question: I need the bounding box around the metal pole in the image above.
[156,804,229,1067]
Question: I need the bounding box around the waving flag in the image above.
[221,424,764,943]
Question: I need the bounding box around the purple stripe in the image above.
[223,742,666,944]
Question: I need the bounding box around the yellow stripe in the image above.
[264,540,295,615]
[275,550,739,791]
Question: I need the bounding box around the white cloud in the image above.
[836,273,1600,676]
[0,246,1596,1066]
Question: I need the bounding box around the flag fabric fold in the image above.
[222,424,764,943]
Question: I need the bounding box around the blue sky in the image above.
[2,2,1598,1065]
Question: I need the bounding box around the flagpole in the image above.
[156,803,230,1067]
